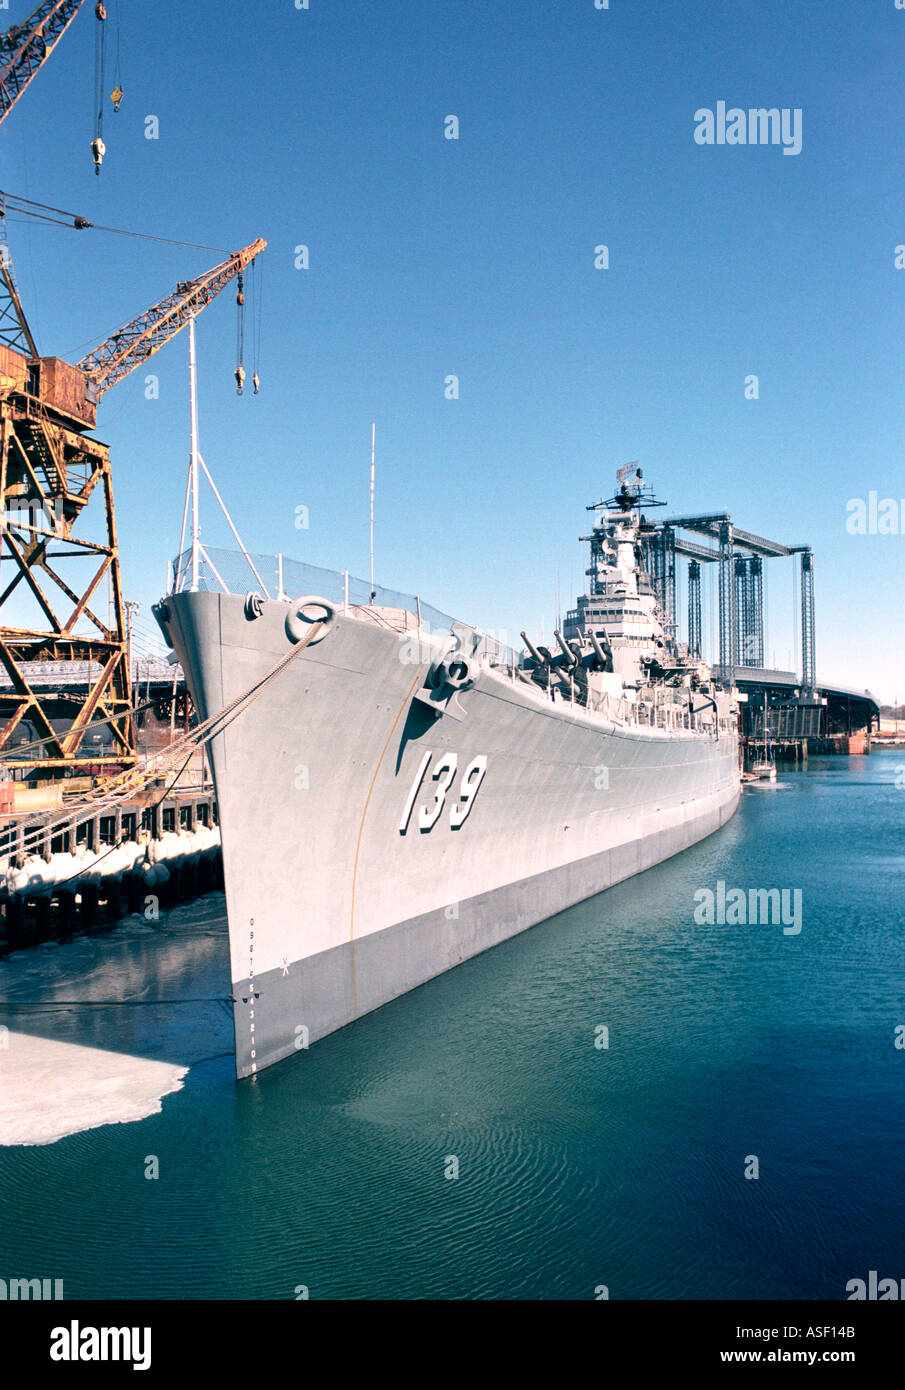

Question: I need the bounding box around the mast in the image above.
[188,314,200,593]
[369,422,376,603]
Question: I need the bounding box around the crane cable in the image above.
[110,0,123,112]
[236,256,265,396]
[235,271,245,395]
[91,3,107,174]
[251,257,262,394]
[0,190,227,253]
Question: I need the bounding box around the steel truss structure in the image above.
[0,378,133,772]
[642,508,815,690]
[0,240,265,775]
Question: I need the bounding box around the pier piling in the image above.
[0,790,221,955]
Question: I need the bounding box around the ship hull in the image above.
[162,591,740,1078]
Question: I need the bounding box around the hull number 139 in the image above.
[399,752,488,834]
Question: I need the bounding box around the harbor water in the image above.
[1,750,903,1300]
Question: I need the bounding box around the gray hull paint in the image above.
[163,590,740,1078]
[240,789,736,1076]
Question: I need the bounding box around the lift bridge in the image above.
[639,512,877,754]
[640,513,813,681]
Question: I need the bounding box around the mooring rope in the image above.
[3,696,162,764]
[2,617,324,868]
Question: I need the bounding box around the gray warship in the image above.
[155,467,740,1077]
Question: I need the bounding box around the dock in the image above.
[0,786,221,955]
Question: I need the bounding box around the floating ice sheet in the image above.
[0,1033,188,1146]
[0,901,233,1147]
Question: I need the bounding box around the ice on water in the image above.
[0,901,232,1147]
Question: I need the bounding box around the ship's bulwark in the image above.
[163,592,740,1078]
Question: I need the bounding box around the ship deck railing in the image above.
[170,547,521,669]
[513,674,732,737]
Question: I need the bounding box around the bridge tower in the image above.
[717,521,737,673]
[800,549,816,692]
[735,555,765,667]
[687,559,702,658]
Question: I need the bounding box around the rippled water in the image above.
[1,751,903,1299]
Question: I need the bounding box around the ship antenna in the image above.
[369,422,376,604]
[173,314,271,600]
[189,313,201,592]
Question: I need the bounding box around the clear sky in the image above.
[2,0,903,699]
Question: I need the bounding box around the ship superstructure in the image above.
[532,467,718,734]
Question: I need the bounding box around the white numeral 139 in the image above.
[398,752,488,834]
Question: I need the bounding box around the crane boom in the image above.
[78,238,267,399]
[0,0,86,125]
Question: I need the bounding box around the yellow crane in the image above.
[2,1,126,172]
[0,0,88,127]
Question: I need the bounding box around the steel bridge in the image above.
[638,509,878,748]
[639,511,816,689]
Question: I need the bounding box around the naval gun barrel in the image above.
[553,630,577,666]
[589,629,612,669]
[520,631,548,667]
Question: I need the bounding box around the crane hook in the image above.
[235,365,246,396]
[90,137,106,174]
[110,85,124,112]
[252,373,260,395]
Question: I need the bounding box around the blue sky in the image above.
[2,0,903,698]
